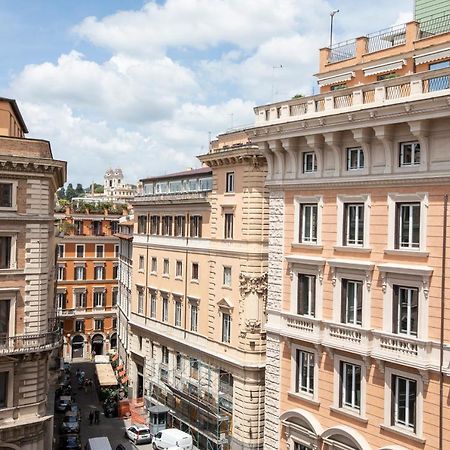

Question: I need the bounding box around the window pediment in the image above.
[286,255,326,267]
[377,263,433,277]
[217,297,233,311]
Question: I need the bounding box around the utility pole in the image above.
[271,65,283,102]
[330,9,339,48]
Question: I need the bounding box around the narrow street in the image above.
[54,360,153,450]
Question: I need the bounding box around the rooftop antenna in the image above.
[330,9,339,48]
[271,65,283,102]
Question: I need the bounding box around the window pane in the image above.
[0,184,12,208]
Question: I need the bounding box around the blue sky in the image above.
[1,0,413,185]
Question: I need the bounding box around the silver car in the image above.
[125,424,152,445]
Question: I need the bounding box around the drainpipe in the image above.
[439,193,447,450]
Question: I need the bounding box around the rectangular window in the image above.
[224,214,234,239]
[74,220,83,235]
[137,289,144,314]
[112,289,118,306]
[0,183,12,208]
[344,203,364,246]
[428,61,450,91]
[0,301,9,337]
[392,375,416,431]
[163,258,169,276]
[190,215,202,238]
[57,244,64,258]
[94,265,104,280]
[113,265,118,279]
[111,222,119,235]
[94,319,104,331]
[300,204,318,243]
[75,291,86,308]
[56,292,66,309]
[303,152,317,173]
[74,320,84,332]
[162,216,173,236]
[175,301,182,327]
[57,265,65,281]
[393,286,418,336]
[175,216,186,237]
[162,297,168,322]
[297,274,316,317]
[161,346,169,365]
[95,245,104,258]
[226,172,235,193]
[340,361,361,411]
[150,216,160,235]
[190,358,199,380]
[92,221,102,236]
[176,353,182,371]
[295,349,314,395]
[222,313,231,343]
[341,280,363,326]
[347,147,364,170]
[396,202,420,249]
[176,260,183,278]
[0,237,11,270]
[192,263,199,281]
[93,291,105,307]
[190,304,198,332]
[139,255,144,271]
[150,292,157,318]
[223,267,232,287]
[399,142,420,167]
[76,244,84,258]
[137,215,147,234]
[74,266,86,280]
[151,257,157,273]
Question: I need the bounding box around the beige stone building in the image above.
[126,132,268,449]
[0,98,66,449]
[251,14,450,450]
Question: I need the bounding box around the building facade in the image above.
[55,208,122,360]
[415,0,449,22]
[251,15,450,450]
[127,133,268,450]
[0,98,66,449]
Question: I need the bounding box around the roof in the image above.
[95,363,118,387]
[141,166,211,183]
[0,97,28,133]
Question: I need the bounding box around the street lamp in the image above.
[330,9,340,48]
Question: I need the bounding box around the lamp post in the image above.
[329,9,339,48]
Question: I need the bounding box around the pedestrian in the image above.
[88,410,93,426]
[94,409,100,425]
[84,380,88,393]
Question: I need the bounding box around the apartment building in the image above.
[55,207,122,360]
[251,14,450,450]
[128,132,268,449]
[0,98,66,449]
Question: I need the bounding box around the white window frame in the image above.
[0,363,15,409]
[0,181,17,211]
[57,265,65,281]
[387,193,428,252]
[57,244,65,259]
[290,343,319,402]
[399,141,421,167]
[94,319,104,331]
[225,172,235,193]
[138,255,144,272]
[189,298,199,332]
[150,290,157,319]
[162,296,169,322]
[224,213,234,239]
[95,244,104,258]
[74,265,86,281]
[336,194,371,249]
[341,279,363,326]
[93,290,105,308]
[151,257,157,274]
[191,262,199,282]
[137,289,144,314]
[223,266,232,287]
[294,195,323,246]
[0,291,17,338]
[296,273,316,317]
[114,244,119,258]
[303,152,317,173]
[175,300,182,327]
[75,244,85,258]
[74,289,87,308]
[163,258,169,276]
[221,312,231,344]
[175,260,183,279]
[346,147,365,171]
[94,265,105,281]
[0,233,17,270]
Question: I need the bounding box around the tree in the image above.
[65,183,76,201]
[75,183,84,196]
[90,183,104,194]
[57,187,66,200]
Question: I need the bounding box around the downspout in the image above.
[439,193,447,450]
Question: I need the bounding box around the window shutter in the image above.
[393,285,399,333]
[311,276,316,316]
[343,204,348,246]
[299,205,303,242]
[357,281,363,324]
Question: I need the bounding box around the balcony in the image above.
[322,321,371,356]
[255,67,450,127]
[57,306,117,317]
[134,190,209,204]
[0,331,62,356]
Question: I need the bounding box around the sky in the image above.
[1,0,413,186]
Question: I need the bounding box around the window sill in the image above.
[150,272,157,276]
[162,274,169,279]
[175,276,183,281]
[222,285,232,290]
[334,246,372,254]
[379,424,425,444]
[224,192,235,196]
[291,243,323,251]
[287,391,320,407]
[0,269,22,275]
[138,269,144,274]
[191,279,199,284]
[330,406,368,424]
[384,249,429,258]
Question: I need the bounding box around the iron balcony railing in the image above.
[329,39,356,63]
[366,23,407,53]
[0,331,62,355]
[418,12,450,39]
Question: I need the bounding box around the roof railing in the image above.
[366,23,407,53]
[329,39,357,63]
[418,12,450,39]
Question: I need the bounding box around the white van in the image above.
[153,429,193,449]
[86,436,112,450]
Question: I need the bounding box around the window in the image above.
[223,267,231,287]
[428,61,449,91]
[92,221,102,236]
[74,220,83,235]
[303,152,317,173]
[93,291,105,308]
[224,214,234,239]
[192,263,199,281]
[295,349,314,395]
[162,296,168,322]
[57,265,65,281]
[161,346,169,365]
[393,286,418,336]
[74,320,84,332]
[392,375,416,431]
[190,358,199,380]
[112,289,118,306]
[297,274,316,317]
[56,292,66,309]
[139,255,144,271]
[222,313,231,343]
[150,216,160,235]
[293,444,310,450]
[138,215,147,234]
[112,318,117,329]
[150,292,157,318]
[111,222,119,235]
[0,183,13,208]
[299,204,317,243]
[0,237,11,269]
[344,203,364,246]
[57,244,64,258]
[162,216,173,236]
[75,291,86,308]
[114,243,119,257]
[163,259,169,276]
[190,304,198,332]
[113,265,118,279]
[190,215,202,238]
[330,83,347,91]
[76,245,84,258]
[175,216,185,237]
[137,289,144,314]
[396,203,420,249]
[0,300,10,340]
[176,353,182,371]
[176,260,183,278]
[399,142,420,167]
[94,319,104,331]
[95,245,104,258]
[151,257,157,273]
[341,280,362,326]
[74,266,86,281]
[340,361,361,411]
[94,265,104,280]
[226,172,235,193]
[347,147,364,170]
[175,301,182,327]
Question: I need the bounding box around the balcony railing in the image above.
[0,331,62,355]
[418,12,450,39]
[329,39,356,63]
[366,23,407,53]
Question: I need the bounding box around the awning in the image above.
[116,364,124,371]
[119,370,126,377]
[95,363,118,387]
[317,71,354,87]
[414,47,450,65]
[364,60,405,76]
[92,335,104,344]
[111,354,119,361]
[121,376,128,384]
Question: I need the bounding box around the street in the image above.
[54,361,153,450]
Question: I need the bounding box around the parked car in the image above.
[61,412,80,433]
[152,429,193,449]
[116,443,137,450]
[67,403,81,419]
[55,395,72,412]
[58,433,81,450]
[125,424,152,445]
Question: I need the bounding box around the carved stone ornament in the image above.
[239,272,268,304]
[245,318,262,333]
